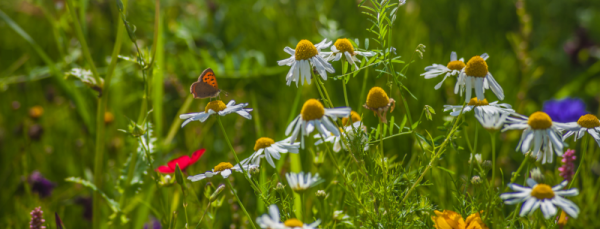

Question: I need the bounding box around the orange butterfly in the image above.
[190,68,221,99]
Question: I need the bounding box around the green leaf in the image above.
[66,177,121,212]
[175,164,185,187]
[427,106,436,115]
[399,114,407,131]
[437,166,455,175]
[411,120,420,130]
[389,116,395,136]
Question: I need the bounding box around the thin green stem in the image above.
[503,153,530,192]
[490,132,497,187]
[216,116,270,204]
[568,135,589,189]
[341,61,350,108]
[225,179,258,229]
[400,103,467,205]
[315,76,334,108]
[65,0,101,85]
[465,123,479,193]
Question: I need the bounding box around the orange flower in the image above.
[465,211,489,229]
[431,210,465,229]
[557,211,568,227]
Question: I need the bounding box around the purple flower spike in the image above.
[542,98,587,123]
[559,149,576,181]
[29,207,46,229]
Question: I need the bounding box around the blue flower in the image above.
[543,98,587,123]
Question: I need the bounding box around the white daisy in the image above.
[475,110,509,131]
[500,178,579,219]
[249,136,300,168]
[278,39,335,87]
[257,205,320,229]
[286,172,323,193]
[420,51,465,89]
[502,111,572,164]
[286,99,350,148]
[180,100,252,127]
[314,121,369,153]
[320,38,374,70]
[187,157,260,182]
[443,98,514,117]
[562,114,600,146]
[455,54,505,103]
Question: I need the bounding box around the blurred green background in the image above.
[1,0,600,228]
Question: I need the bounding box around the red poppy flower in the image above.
[156,149,205,173]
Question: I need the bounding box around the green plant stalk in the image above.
[400,103,467,205]
[503,152,530,193]
[216,116,270,204]
[490,132,497,187]
[465,123,479,193]
[315,76,334,108]
[568,135,588,189]
[225,179,258,229]
[341,61,350,107]
[358,67,369,111]
[65,0,101,86]
[164,95,194,145]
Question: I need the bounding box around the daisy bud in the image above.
[316,190,327,198]
[210,184,226,202]
[249,166,260,175]
[471,176,482,185]
[274,182,285,192]
[530,168,545,184]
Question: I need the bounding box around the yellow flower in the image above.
[465,212,489,229]
[557,211,568,226]
[431,210,465,229]
[363,87,396,123]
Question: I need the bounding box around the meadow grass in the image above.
[1,0,600,228]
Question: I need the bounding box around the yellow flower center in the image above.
[467,98,489,106]
[334,38,355,55]
[366,87,390,109]
[577,114,600,128]
[213,162,233,172]
[283,218,304,227]
[446,60,465,71]
[530,184,555,200]
[527,112,553,130]
[342,111,361,126]
[29,106,44,118]
[205,100,227,112]
[301,99,325,121]
[295,40,318,60]
[464,56,489,77]
[254,137,275,151]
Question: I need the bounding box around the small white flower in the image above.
[475,110,509,131]
[420,51,465,90]
[314,121,369,152]
[249,136,300,168]
[179,100,252,127]
[257,205,320,229]
[500,178,579,219]
[286,99,350,148]
[444,98,514,117]
[187,157,260,182]
[278,39,335,87]
[320,38,374,70]
[502,112,572,164]
[455,53,505,103]
[562,114,600,146]
[286,172,323,193]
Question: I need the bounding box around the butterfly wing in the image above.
[190,81,221,99]
[198,68,218,89]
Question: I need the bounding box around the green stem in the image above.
[225,179,258,229]
[490,132,497,187]
[65,0,101,85]
[400,103,467,205]
[503,153,530,192]
[465,123,479,193]
[568,135,588,189]
[357,66,369,112]
[341,61,350,108]
[216,116,270,204]
[164,95,194,145]
[315,76,334,108]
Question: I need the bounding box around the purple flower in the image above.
[542,98,587,123]
[559,149,576,181]
[144,218,161,229]
[29,171,56,198]
[29,207,46,229]
[75,197,92,221]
